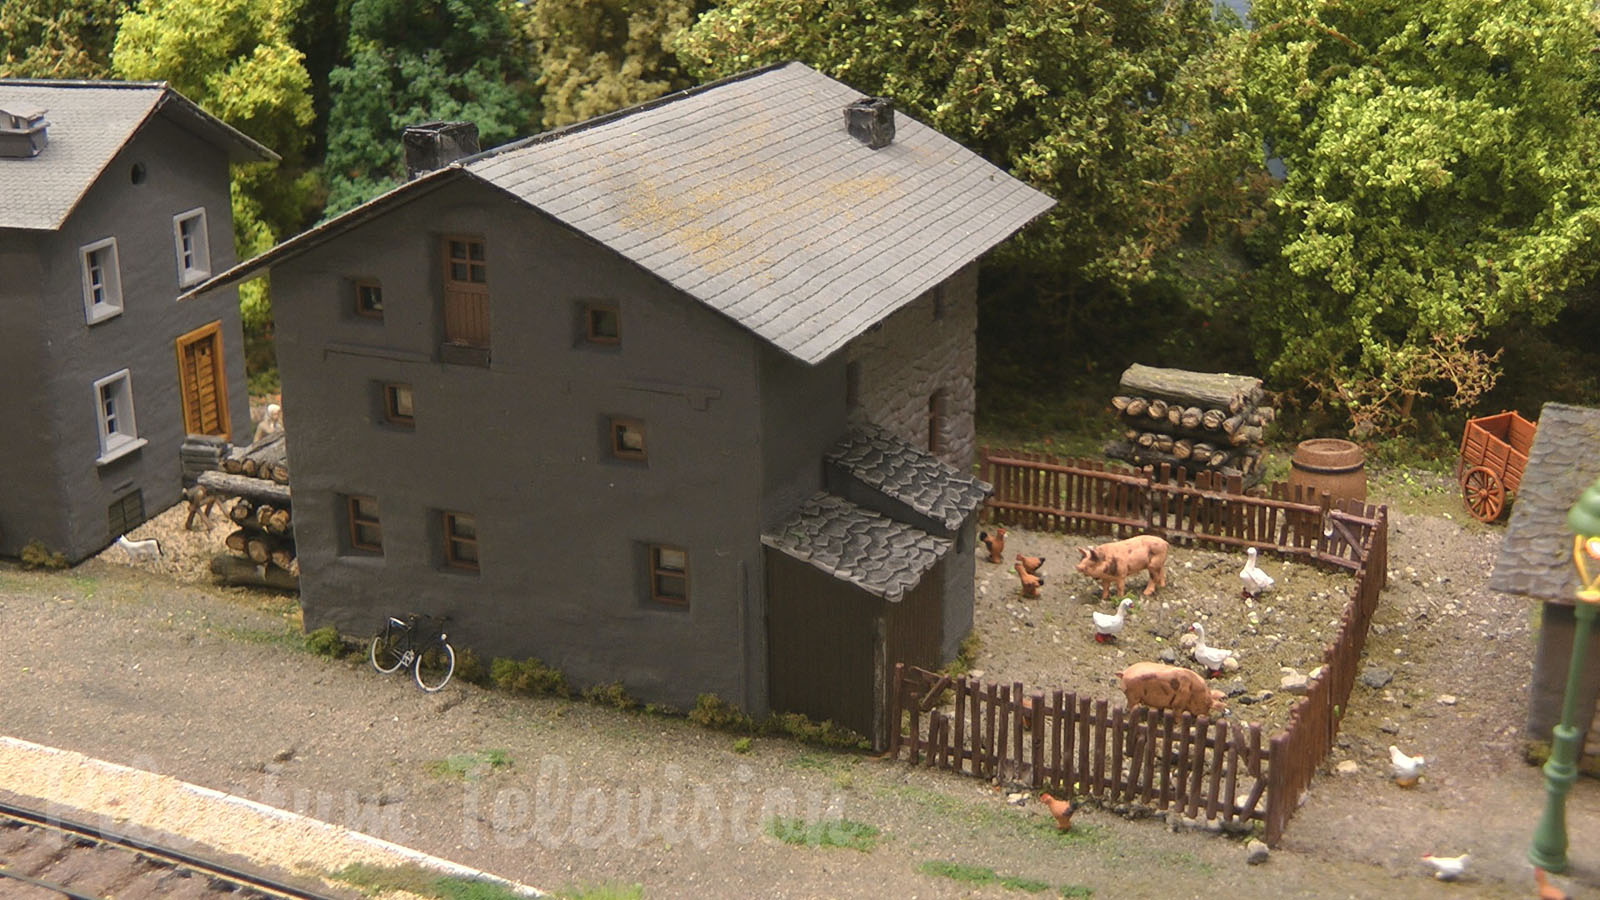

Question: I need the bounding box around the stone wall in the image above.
[846,263,978,469]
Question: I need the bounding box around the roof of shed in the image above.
[762,493,951,602]
[0,79,276,231]
[187,62,1054,364]
[1488,402,1600,603]
[826,426,992,532]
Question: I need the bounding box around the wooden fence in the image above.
[889,449,1389,846]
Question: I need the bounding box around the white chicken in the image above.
[1389,744,1425,787]
[1189,622,1234,677]
[1092,597,1134,644]
[1421,853,1468,881]
[1239,546,1274,598]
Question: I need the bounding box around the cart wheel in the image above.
[1461,466,1505,522]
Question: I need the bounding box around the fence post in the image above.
[887,663,906,758]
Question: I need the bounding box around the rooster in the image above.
[1015,553,1045,576]
[979,528,1006,563]
[1014,560,1043,598]
[1039,793,1079,832]
[1388,744,1424,788]
[1421,853,1468,882]
[1534,868,1570,900]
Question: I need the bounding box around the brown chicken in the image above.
[1535,868,1569,900]
[1014,553,1045,575]
[979,528,1006,563]
[1039,793,1079,832]
[1014,560,1043,598]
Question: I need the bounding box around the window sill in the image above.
[179,270,211,289]
[85,305,123,326]
[96,437,147,466]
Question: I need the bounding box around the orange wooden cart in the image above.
[1455,410,1537,522]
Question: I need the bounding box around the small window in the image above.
[443,511,479,571]
[928,389,946,454]
[81,238,123,324]
[586,305,620,344]
[446,238,487,284]
[93,369,143,464]
[845,360,861,410]
[355,279,384,318]
[611,418,646,460]
[650,544,688,606]
[173,208,211,286]
[384,383,414,426]
[347,495,382,552]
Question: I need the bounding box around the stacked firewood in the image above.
[197,432,296,587]
[1103,363,1275,480]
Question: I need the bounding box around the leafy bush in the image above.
[732,737,753,754]
[690,694,869,750]
[581,680,637,710]
[304,626,346,658]
[490,656,570,697]
[453,647,491,686]
[19,540,67,570]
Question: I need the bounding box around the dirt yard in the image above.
[3,466,1594,898]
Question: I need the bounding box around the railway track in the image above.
[0,798,352,900]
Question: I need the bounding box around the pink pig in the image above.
[1075,534,1169,600]
[1116,662,1227,719]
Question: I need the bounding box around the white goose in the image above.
[1239,547,1275,598]
[1189,622,1234,677]
[1092,597,1134,643]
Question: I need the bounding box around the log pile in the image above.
[1103,363,1274,482]
[198,431,296,586]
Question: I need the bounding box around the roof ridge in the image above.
[0,78,168,90]
[460,60,798,166]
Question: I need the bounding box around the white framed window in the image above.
[81,238,123,324]
[93,369,146,465]
[172,208,211,286]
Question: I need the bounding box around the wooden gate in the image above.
[174,321,229,436]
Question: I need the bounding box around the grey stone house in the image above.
[192,62,1052,743]
[0,81,272,563]
[1488,402,1600,765]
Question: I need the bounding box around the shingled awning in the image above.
[761,493,950,603]
[1489,402,1600,604]
[826,426,991,533]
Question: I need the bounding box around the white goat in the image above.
[114,534,162,563]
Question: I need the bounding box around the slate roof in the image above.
[187,62,1054,364]
[1489,403,1600,603]
[827,426,992,532]
[762,493,951,602]
[0,80,276,231]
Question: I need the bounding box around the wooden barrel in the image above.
[1288,439,1366,503]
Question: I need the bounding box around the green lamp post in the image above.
[1528,476,1600,873]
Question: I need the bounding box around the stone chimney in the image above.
[845,98,894,150]
[0,105,49,159]
[402,121,480,179]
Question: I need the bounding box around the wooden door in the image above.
[765,549,878,739]
[175,321,229,436]
[442,235,489,348]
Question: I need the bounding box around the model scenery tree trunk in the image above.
[1107,364,1274,485]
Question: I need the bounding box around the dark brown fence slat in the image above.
[1030,690,1046,788]
[1013,682,1026,784]
[1206,718,1226,821]
[1111,705,1125,799]
[997,684,1011,782]
[1091,699,1107,794]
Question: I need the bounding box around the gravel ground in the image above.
[3,473,1598,898]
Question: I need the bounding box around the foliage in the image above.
[18,540,67,570]
[322,0,537,214]
[425,747,512,780]
[331,862,525,900]
[489,656,570,697]
[581,679,638,710]
[677,0,1261,289]
[453,646,491,686]
[1237,0,1600,435]
[915,860,1051,893]
[303,625,346,657]
[690,693,870,750]
[514,0,700,129]
[765,816,880,851]
[732,736,753,754]
[0,0,128,78]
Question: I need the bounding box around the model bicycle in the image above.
[369,614,456,692]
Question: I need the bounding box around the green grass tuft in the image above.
[304,626,346,658]
[765,816,880,852]
[330,862,526,899]
[425,748,512,781]
[554,884,644,900]
[916,860,1051,892]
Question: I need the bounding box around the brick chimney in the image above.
[403,121,480,180]
[845,98,894,150]
[0,105,49,159]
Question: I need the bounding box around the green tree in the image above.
[1239,0,1600,435]
[113,0,318,332]
[677,0,1259,288]
[0,0,128,78]
[322,0,537,215]
[515,0,700,129]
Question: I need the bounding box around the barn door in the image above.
[175,321,229,436]
[765,549,878,740]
